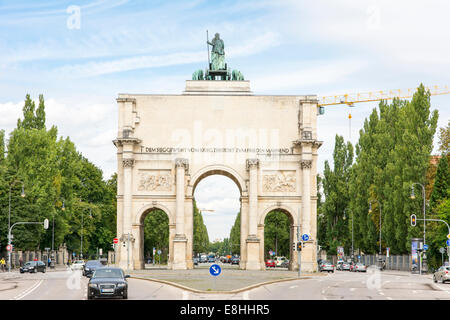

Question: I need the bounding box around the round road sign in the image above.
[302,234,310,242]
[209,264,222,277]
[113,238,119,244]
[439,247,445,254]
[446,239,450,246]
[6,244,12,251]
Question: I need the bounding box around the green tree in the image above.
[264,210,291,259]
[143,209,169,263]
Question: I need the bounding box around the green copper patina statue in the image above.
[191,31,244,81]
[207,33,225,71]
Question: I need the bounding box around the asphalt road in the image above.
[0,267,449,300]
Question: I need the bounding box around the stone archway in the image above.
[189,165,245,267]
[114,80,322,271]
[133,204,174,270]
[259,206,297,271]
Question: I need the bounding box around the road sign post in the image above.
[209,264,221,291]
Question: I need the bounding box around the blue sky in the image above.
[1,0,449,240]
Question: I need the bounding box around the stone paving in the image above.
[129,265,325,292]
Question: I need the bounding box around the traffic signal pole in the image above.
[297,208,301,278]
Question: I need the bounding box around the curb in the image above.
[129,274,320,294]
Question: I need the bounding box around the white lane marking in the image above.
[379,291,385,296]
[182,291,189,300]
[387,297,393,300]
[243,291,249,300]
[289,285,298,289]
[12,279,43,300]
[350,288,356,292]
[412,290,417,294]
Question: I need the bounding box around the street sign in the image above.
[386,247,390,257]
[447,234,450,240]
[446,239,450,246]
[423,244,428,251]
[439,247,445,254]
[99,248,103,256]
[6,244,12,251]
[43,218,49,229]
[209,264,221,277]
[302,234,310,242]
[113,238,119,244]
[157,250,161,255]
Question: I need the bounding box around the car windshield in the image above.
[86,261,102,266]
[74,261,84,264]
[25,262,35,266]
[93,269,123,278]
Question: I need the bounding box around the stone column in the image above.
[246,159,261,270]
[173,158,188,270]
[300,160,312,235]
[119,157,134,269]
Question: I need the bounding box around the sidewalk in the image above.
[129,267,325,293]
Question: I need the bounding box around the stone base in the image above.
[246,236,262,270]
[172,235,187,270]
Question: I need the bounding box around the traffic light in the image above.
[292,242,296,251]
[297,242,302,251]
[411,214,416,227]
[43,219,49,230]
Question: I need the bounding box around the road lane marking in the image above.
[243,292,249,300]
[350,288,355,292]
[289,285,298,289]
[12,279,43,300]
[387,297,393,300]
[182,291,189,300]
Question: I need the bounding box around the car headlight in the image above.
[88,283,98,288]
[117,283,126,288]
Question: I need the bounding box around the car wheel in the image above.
[42,268,46,273]
[33,268,37,273]
[433,276,437,283]
[123,291,128,299]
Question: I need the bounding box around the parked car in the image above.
[353,263,367,272]
[87,267,129,299]
[208,256,216,263]
[275,256,287,267]
[83,260,104,277]
[342,262,351,271]
[336,261,344,271]
[231,257,240,265]
[193,257,199,265]
[20,261,46,273]
[200,255,208,263]
[70,260,85,271]
[265,259,276,268]
[280,260,289,268]
[319,261,335,273]
[433,266,450,284]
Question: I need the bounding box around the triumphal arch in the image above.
[114,34,322,271]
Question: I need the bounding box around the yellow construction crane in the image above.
[318,84,450,110]
[317,85,450,140]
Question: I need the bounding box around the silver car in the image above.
[353,263,367,272]
[319,261,335,273]
[433,266,450,284]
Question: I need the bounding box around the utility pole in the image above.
[297,207,301,278]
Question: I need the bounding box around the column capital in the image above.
[300,160,312,169]
[175,158,189,172]
[122,158,135,168]
[246,158,259,170]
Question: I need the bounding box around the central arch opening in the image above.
[192,170,242,268]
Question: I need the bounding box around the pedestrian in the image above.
[19,257,23,267]
[48,257,51,267]
[0,257,6,272]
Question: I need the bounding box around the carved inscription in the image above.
[138,170,172,191]
[263,171,296,192]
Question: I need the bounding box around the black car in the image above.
[231,257,240,265]
[83,260,104,277]
[20,261,46,273]
[87,267,129,299]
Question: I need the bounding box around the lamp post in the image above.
[80,205,92,259]
[343,208,354,261]
[410,183,426,246]
[368,200,382,256]
[7,180,25,272]
[410,183,427,274]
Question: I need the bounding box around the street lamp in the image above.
[410,183,426,246]
[7,179,25,272]
[368,200,382,256]
[343,208,354,261]
[80,206,92,259]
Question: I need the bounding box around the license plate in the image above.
[101,289,114,293]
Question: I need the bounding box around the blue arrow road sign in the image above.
[302,234,310,242]
[423,244,428,251]
[209,264,221,277]
[446,239,450,246]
